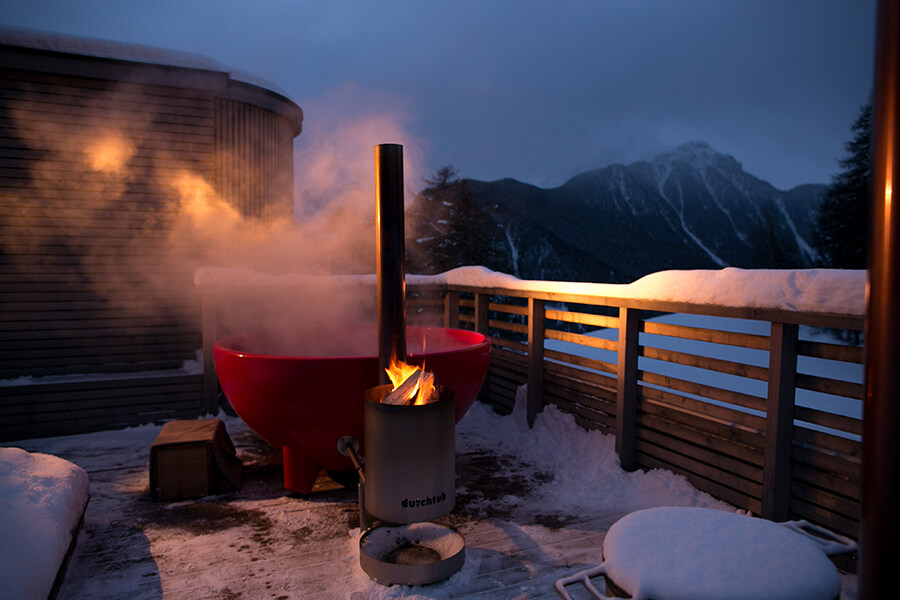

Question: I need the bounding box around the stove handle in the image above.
[554,564,620,600]
[780,519,858,556]
[336,436,365,484]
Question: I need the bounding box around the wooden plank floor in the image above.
[31,419,623,600]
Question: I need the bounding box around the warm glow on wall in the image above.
[170,171,242,227]
[84,134,134,174]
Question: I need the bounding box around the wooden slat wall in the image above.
[215,98,294,223]
[487,347,527,415]
[633,322,771,516]
[452,293,529,414]
[1,374,203,440]
[443,285,864,539]
[406,284,446,326]
[790,338,863,537]
[543,305,618,434]
[0,62,299,441]
[0,67,208,440]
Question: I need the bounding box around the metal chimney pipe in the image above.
[862,0,899,596]
[375,143,407,385]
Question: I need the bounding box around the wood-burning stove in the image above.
[338,143,466,585]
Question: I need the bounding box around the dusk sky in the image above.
[1,0,877,190]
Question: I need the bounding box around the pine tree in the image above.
[407,166,504,274]
[813,101,872,269]
[407,166,470,273]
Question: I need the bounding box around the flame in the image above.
[385,359,437,406]
[386,360,420,390]
[85,134,134,174]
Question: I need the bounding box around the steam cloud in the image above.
[2,82,433,357]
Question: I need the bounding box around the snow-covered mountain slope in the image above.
[410,141,824,283]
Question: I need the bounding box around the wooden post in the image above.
[444,290,460,329]
[862,3,900,593]
[616,307,640,471]
[527,298,545,427]
[474,292,490,334]
[474,293,491,405]
[762,321,798,522]
[201,294,218,415]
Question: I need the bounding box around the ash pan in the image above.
[359,522,465,585]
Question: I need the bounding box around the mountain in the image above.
[408,141,825,283]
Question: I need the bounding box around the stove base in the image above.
[359,522,465,585]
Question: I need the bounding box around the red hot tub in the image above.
[213,325,491,494]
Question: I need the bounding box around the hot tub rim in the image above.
[213,326,490,362]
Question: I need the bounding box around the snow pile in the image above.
[0,447,89,600]
[601,507,840,600]
[457,386,731,515]
[194,265,866,316]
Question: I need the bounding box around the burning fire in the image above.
[385,360,421,390]
[384,360,438,406]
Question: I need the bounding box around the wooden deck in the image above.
[42,419,623,600]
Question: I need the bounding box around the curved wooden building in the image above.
[0,26,303,440]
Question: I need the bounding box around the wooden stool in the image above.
[149,419,242,501]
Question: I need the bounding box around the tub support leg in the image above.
[282,446,321,495]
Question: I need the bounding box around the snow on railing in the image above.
[195,265,865,317]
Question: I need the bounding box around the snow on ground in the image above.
[326,396,751,600]
[459,387,731,516]
[0,447,89,600]
[1,392,857,599]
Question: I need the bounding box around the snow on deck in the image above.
[0,448,89,600]
[4,393,858,599]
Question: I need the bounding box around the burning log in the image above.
[382,362,439,406]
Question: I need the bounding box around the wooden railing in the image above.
[407,282,864,539]
[199,276,863,538]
